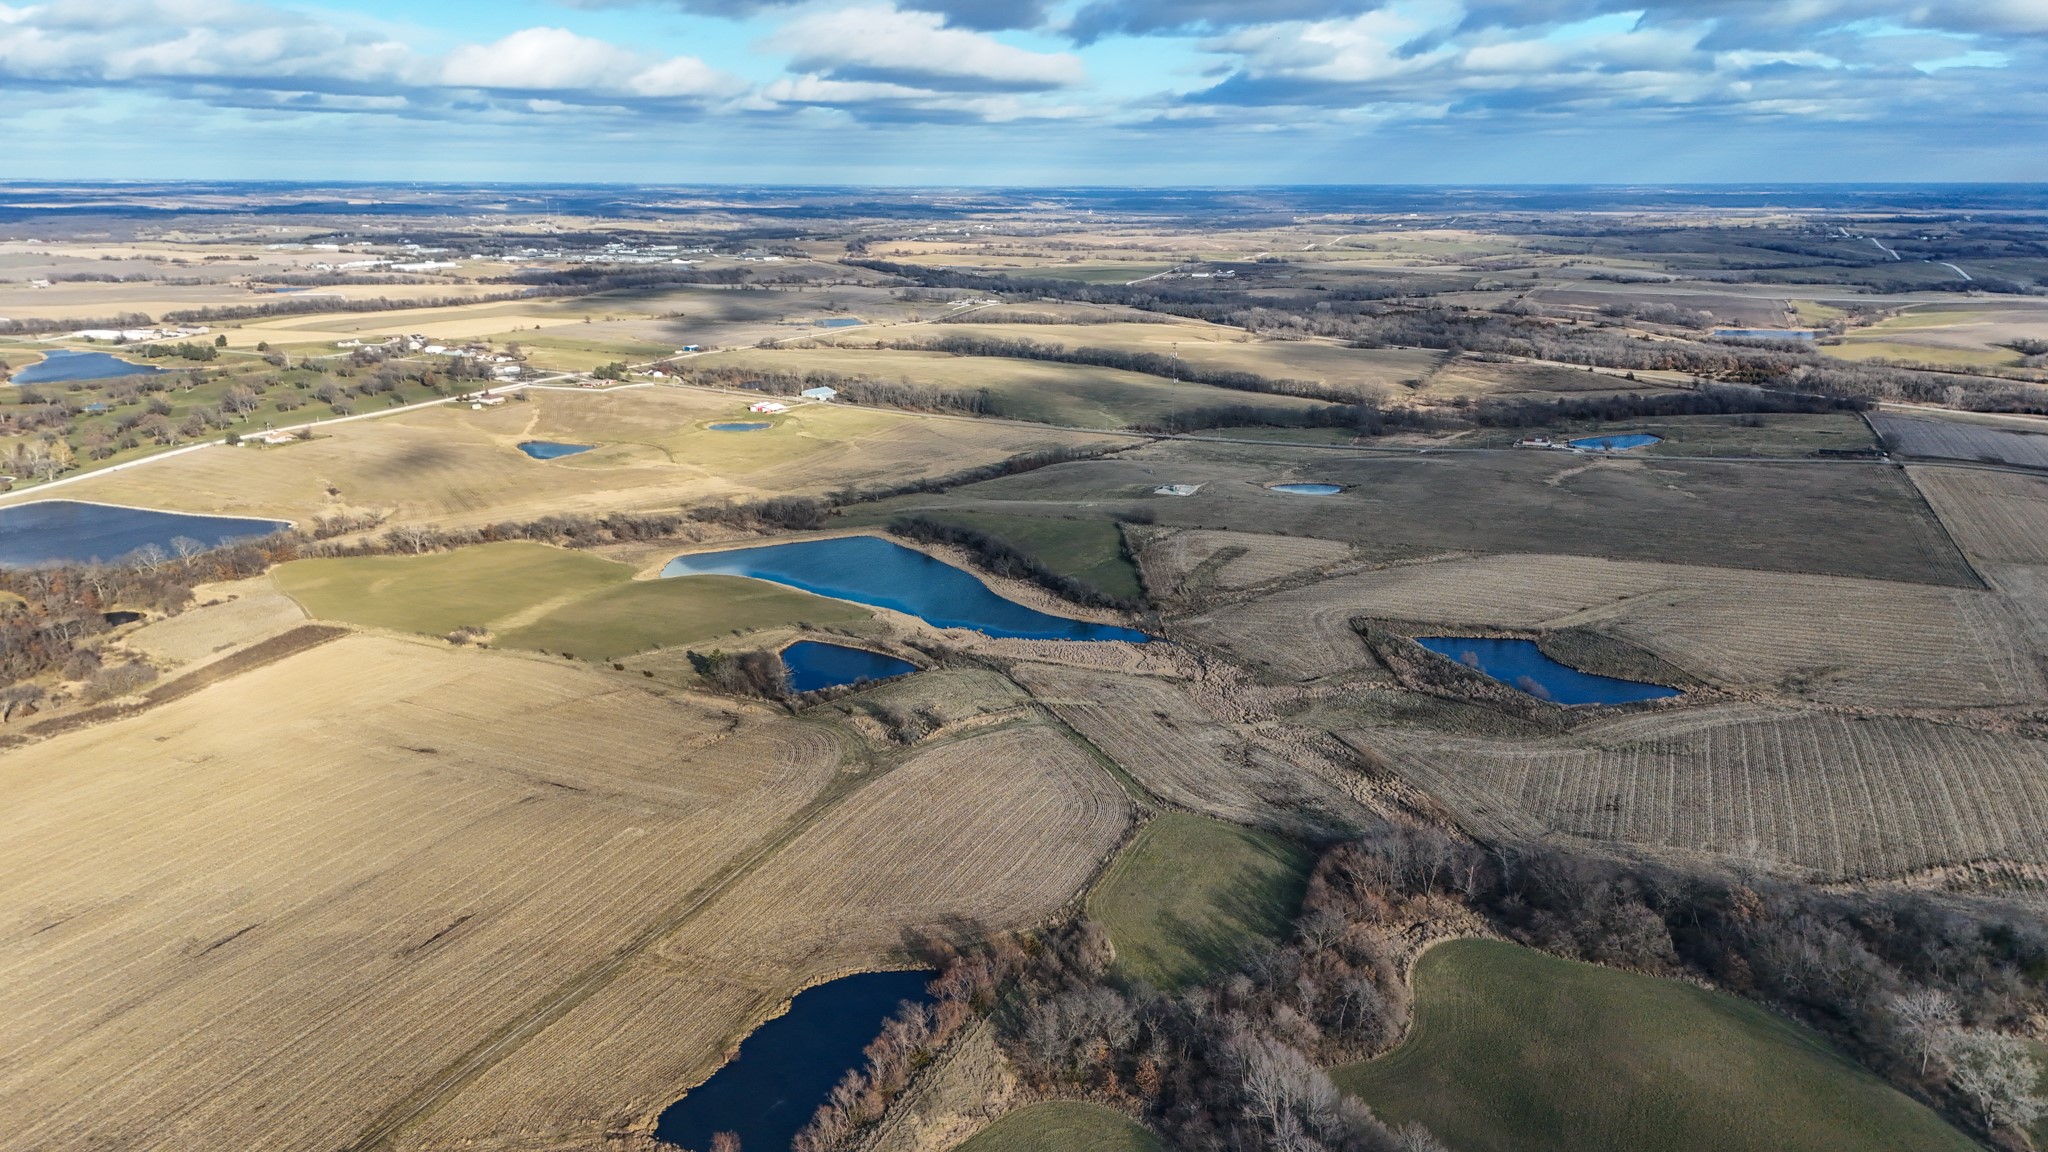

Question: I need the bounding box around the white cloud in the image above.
[766,5,1085,90]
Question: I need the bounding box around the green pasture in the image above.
[1335,940,1979,1152]
[273,541,867,656]
[955,1103,1169,1152]
[1088,813,1312,991]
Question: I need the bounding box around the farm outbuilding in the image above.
[800,387,838,401]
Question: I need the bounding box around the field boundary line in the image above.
[343,720,882,1152]
[1897,465,1993,591]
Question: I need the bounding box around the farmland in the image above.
[10,186,2048,1152]
[0,636,850,1152]
[1087,813,1313,991]
[1185,552,2037,707]
[1335,940,1978,1152]
[1013,661,1363,832]
[1873,412,2048,469]
[1346,704,2048,884]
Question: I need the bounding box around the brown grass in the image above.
[1138,529,1352,598]
[1011,662,1360,832]
[1183,553,2041,707]
[1345,705,2048,885]
[121,576,309,667]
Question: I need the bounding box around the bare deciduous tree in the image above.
[1944,1031,2044,1133]
[1888,989,1959,1075]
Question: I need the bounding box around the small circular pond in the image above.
[782,641,917,693]
[1269,483,1343,496]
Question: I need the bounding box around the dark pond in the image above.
[517,441,595,460]
[662,536,1151,642]
[1416,636,1682,706]
[782,640,918,693]
[102,610,146,626]
[709,422,773,432]
[12,350,169,385]
[1270,483,1343,496]
[1712,329,1815,341]
[0,500,291,567]
[655,970,933,1152]
[1569,434,1662,452]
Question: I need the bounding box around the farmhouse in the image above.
[750,401,790,414]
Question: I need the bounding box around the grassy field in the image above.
[956,1103,1169,1152]
[860,510,1143,600]
[690,344,1335,430]
[1137,528,1351,598]
[274,541,868,656]
[498,574,871,659]
[1087,812,1313,990]
[1349,702,2048,884]
[1186,552,2037,707]
[1336,940,1978,1152]
[860,438,1981,589]
[7,384,1119,528]
[1016,662,1360,833]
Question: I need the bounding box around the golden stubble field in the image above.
[0,635,851,1152]
[0,386,1119,529]
[0,629,1137,1152]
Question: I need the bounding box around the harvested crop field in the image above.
[1871,412,2048,470]
[405,724,1131,1150]
[1183,553,2038,706]
[1012,662,1360,831]
[1346,704,2048,884]
[1138,528,1352,597]
[0,635,848,1152]
[1911,465,2048,566]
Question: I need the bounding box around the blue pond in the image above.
[1416,637,1681,706]
[517,441,595,460]
[1713,329,1815,341]
[656,970,933,1152]
[0,500,291,567]
[12,350,169,385]
[1569,434,1662,452]
[662,536,1151,642]
[1271,483,1343,496]
[813,317,865,328]
[782,641,918,693]
[709,422,773,432]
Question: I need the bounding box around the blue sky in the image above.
[0,0,2041,183]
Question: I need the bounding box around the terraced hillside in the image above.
[1348,705,2048,885]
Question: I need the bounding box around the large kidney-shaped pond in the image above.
[663,536,1151,642]
[1416,636,1681,706]
[656,970,933,1152]
[11,350,170,385]
[0,500,291,567]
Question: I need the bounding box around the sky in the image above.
[0,0,2043,184]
